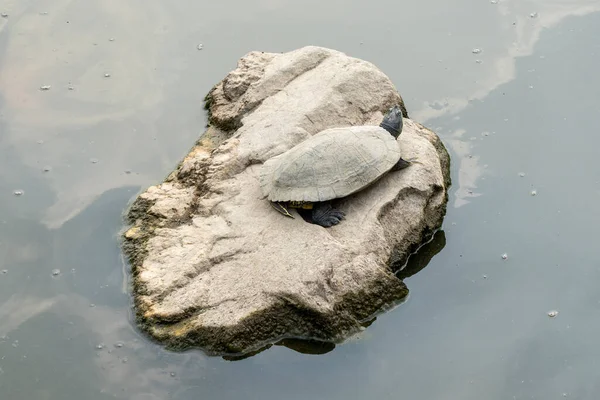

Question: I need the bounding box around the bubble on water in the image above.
[170,372,176,377]
[501,253,508,260]
[51,269,61,276]
[104,73,111,78]
[96,343,105,350]
[40,85,52,91]
[483,275,488,279]
[109,38,115,42]
[472,48,482,54]
[37,140,44,144]
[197,43,203,50]
[90,158,99,164]
[43,166,52,172]
[39,12,49,15]
[11,340,18,348]
[71,268,76,273]
[531,190,537,196]
[490,0,498,3]
[1,270,7,274]
[530,12,538,18]
[114,342,124,348]
[475,59,482,64]
[122,357,128,363]
[90,303,95,308]
[13,190,24,196]
[68,86,74,91]
[124,170,132,174]
[547,310,558,318]
[1,13,8,18]
[519,172,526,177]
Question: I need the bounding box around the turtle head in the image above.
[380,105,403,139]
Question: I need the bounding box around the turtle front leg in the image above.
[311,202,345,227]
[392,157,412,171]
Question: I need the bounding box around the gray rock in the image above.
[123,46,450,356]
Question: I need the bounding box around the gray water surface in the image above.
[1,0,600,399]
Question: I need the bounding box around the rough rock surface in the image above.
[123,46,451,356]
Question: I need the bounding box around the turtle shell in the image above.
[259,125,401,203]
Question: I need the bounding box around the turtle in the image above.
[259,105,411,227]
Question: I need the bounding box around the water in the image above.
[1,0,600,399]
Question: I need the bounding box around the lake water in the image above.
[1,0,599,399]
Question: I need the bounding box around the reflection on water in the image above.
[1,0,600,399]
[396,230,447,280]
[276,338,336,356]
[224,338,337,361]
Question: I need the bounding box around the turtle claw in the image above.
[271,202,294,218]
[311,202,345,227]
